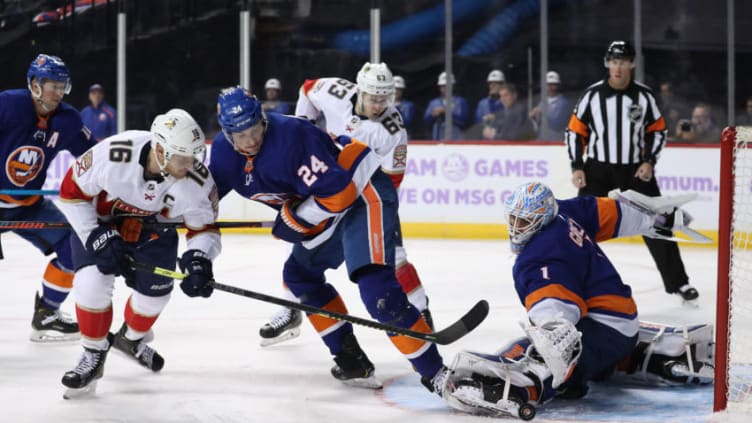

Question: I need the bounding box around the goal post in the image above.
[714,126,752,413]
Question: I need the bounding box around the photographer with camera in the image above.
[674,103,722,143]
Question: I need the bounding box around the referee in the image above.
[564,40,699,302]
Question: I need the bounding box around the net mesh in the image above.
[726,126,752,410]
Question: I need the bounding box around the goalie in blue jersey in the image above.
[439,182,714,419]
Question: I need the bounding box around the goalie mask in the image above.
[356,62,395,118]
[150,109,206,178]
[504,182,558,254]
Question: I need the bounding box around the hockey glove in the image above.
[86,225,135,278]
[653,208,693,237]
[178,249,214,298]
[272,199,316,243]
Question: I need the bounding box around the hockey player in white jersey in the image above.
[55,109,221,398]
[257,62,433,346]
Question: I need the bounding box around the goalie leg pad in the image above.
[620,322,714,385]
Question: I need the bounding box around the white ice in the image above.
[0,232,728,422]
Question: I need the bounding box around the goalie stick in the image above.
[0,220,273,230]
[131,261,489,345]
[607,189,712,244]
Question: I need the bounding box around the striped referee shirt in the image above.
[565,79,667,169]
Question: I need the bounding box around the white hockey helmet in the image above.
[264,78,281,90]
[356,62,395,97]
[150,108,206,176]
[393,75,406,89]
[487,69,505,83]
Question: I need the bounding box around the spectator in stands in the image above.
[423,71,469,140]
[737,96,752,126]
[260,78,290,115]
[529,71,570,141]
[658,81,689,136]
[393,76,416,136]
[80,83,116,142]
[483,83,534,141]
[474,69,505,125]
[674,103,722,143]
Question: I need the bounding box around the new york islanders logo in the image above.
[5,146,45,186]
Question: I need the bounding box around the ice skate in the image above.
[420,366,451,397]
[259,307,302,347]
[62,333,113,399]
[449,374,536,420]
[112,323,164,372]
[676,284,699,307]
[30,291,80,342]
[331,333,382,389]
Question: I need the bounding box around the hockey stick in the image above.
[0,220,274,230]
[0,189,60,196]
[131,261,489,345]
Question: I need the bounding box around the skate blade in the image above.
[63,380,98,400]
[30,330,80,343]
[448,388,516,418]
[259,327,301,347]
[340,374,383,389]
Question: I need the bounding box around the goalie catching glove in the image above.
[522,317,582,388]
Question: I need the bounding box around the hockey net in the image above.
[715,126,752,413]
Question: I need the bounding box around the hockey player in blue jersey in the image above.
[0,54,95,342]
[440,182,713,418]
[207,86,448,391]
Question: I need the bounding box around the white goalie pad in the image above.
[522,318,582,388]
[608,189,712,244]
[445,351,542,419]
[621,321,714,386]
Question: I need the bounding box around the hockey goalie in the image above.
[438,183,714,419]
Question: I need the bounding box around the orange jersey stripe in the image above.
[43,262,74,289]
[525,284,587,318]
[645,116,667,133]
[337,139,369,171]
[0,194,41,206]
[307,296,348,334]
[301,79,318,97]
[389,318,431,355]
[567,114,589,137]
[586,294,637,316]
[361,182,385,264]
[594,197,620,242]
[314,183,358,213]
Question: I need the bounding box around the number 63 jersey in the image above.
[56,130,220,254]
[295,77,408,188]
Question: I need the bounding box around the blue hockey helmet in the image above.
[504,182,559,254]
[27,54,72,95]
[217,86,264,134]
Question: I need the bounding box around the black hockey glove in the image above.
[86,225,134,278]
[178,249,214,298]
